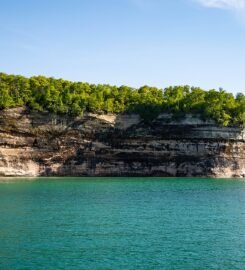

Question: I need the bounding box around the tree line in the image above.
[0,72,244,126]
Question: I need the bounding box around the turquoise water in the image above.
[0,178,244,270]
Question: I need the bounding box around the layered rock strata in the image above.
[0,107,244,177]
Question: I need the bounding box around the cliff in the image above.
[0,107,244,177]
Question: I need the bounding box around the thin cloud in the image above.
[195,0,245,10]
[194,0,245,22]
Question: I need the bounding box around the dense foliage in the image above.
[0,72,244,126]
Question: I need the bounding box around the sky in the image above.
[0,0,245,94]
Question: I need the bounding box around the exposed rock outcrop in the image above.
[0,107,244,177]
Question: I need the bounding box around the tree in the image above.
[0,73,243,127]
[0,82,13,108]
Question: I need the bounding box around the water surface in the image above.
[0,177,244,270]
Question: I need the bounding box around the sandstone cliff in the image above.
[0,107,244,177]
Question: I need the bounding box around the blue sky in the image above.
[0,0,244,93]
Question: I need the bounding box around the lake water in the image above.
[0,177,244,270]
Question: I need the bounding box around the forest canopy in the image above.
[0,72,244,126]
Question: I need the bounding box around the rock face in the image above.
[0,107,244,177]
